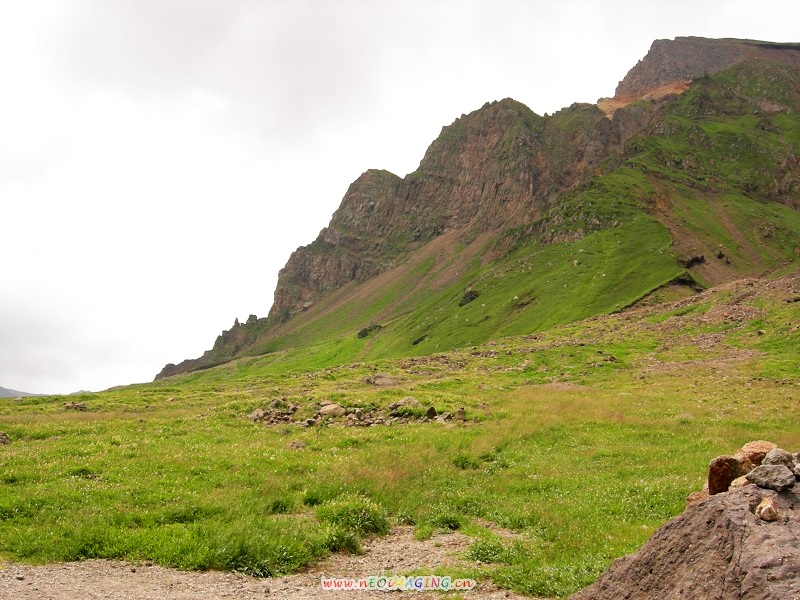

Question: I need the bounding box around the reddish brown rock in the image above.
[708,455,740,495]
[736,440,778,467]
[685,482,709,508]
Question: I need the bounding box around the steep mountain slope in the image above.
[157,37,800,380]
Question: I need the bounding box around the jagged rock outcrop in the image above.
[602,37,800,113]
[155,316,269,379]
[157,37,800,380]
[268,99,622,322]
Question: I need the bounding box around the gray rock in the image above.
[388,396,421,410]
[763,448,795,469]
[318,403,346,417]
[425,406,437,418]
[745,464,796,491]
[247,408,265,421]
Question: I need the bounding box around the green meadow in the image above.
[2,271,798,598]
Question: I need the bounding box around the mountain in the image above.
[157,37,800,380]
[0,386,39,398]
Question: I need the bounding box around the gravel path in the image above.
[0,527,531,599]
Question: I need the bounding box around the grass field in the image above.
[2,271,798,598]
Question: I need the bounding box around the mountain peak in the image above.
[599,36,800,116]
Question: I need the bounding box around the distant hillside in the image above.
[158,36,800,380]
[0,386,39,398]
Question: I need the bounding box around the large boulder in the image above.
[570,485,800,599]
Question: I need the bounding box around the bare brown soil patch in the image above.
[0,527,531,600]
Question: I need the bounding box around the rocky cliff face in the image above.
[268,99,621,322]
[156,37,800,380]
[609,37,800,105]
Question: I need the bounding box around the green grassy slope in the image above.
[2,271,799,597]
[231,60,800,375]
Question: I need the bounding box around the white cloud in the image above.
[2,0,799,393]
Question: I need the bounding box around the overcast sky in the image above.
[2,1,799,394]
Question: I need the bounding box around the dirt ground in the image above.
[0,526,532,599]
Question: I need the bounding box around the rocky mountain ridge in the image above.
[157,37,800,380]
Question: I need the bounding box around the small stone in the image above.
[745,464,796,491]
[736,455,755,477]
[15,575,24,581]
[736,441,777,467]
[305,418,316,426]
[319,399,332,407]
[318,403,346,417]
[708,455,740,495]
[755,497,778,522]
[729,476,751,491]
[131,567,137,573]
[247,409,265,421]
[762,448,794,469]
[425,406,437,418]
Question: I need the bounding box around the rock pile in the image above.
[571,441,800,599]
[688,440,800,505]
[245,397,470,428]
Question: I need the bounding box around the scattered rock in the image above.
[755,497,778,522]
[247,409,265,421]
[425,406,437,419]
[745,464,796,491]
[762,447,794,469]
[736,440,777,466]
[459,290,480,306]
[0,432,10,445]
[708,455,740,495]
[319,399,332,407]
[678,255,706,268]
[364,374,400,386]
[357,324,382,338]
[288,440,307,450]
[318,403,346,417]
[388,397,421,410]
[728,476,751,491]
